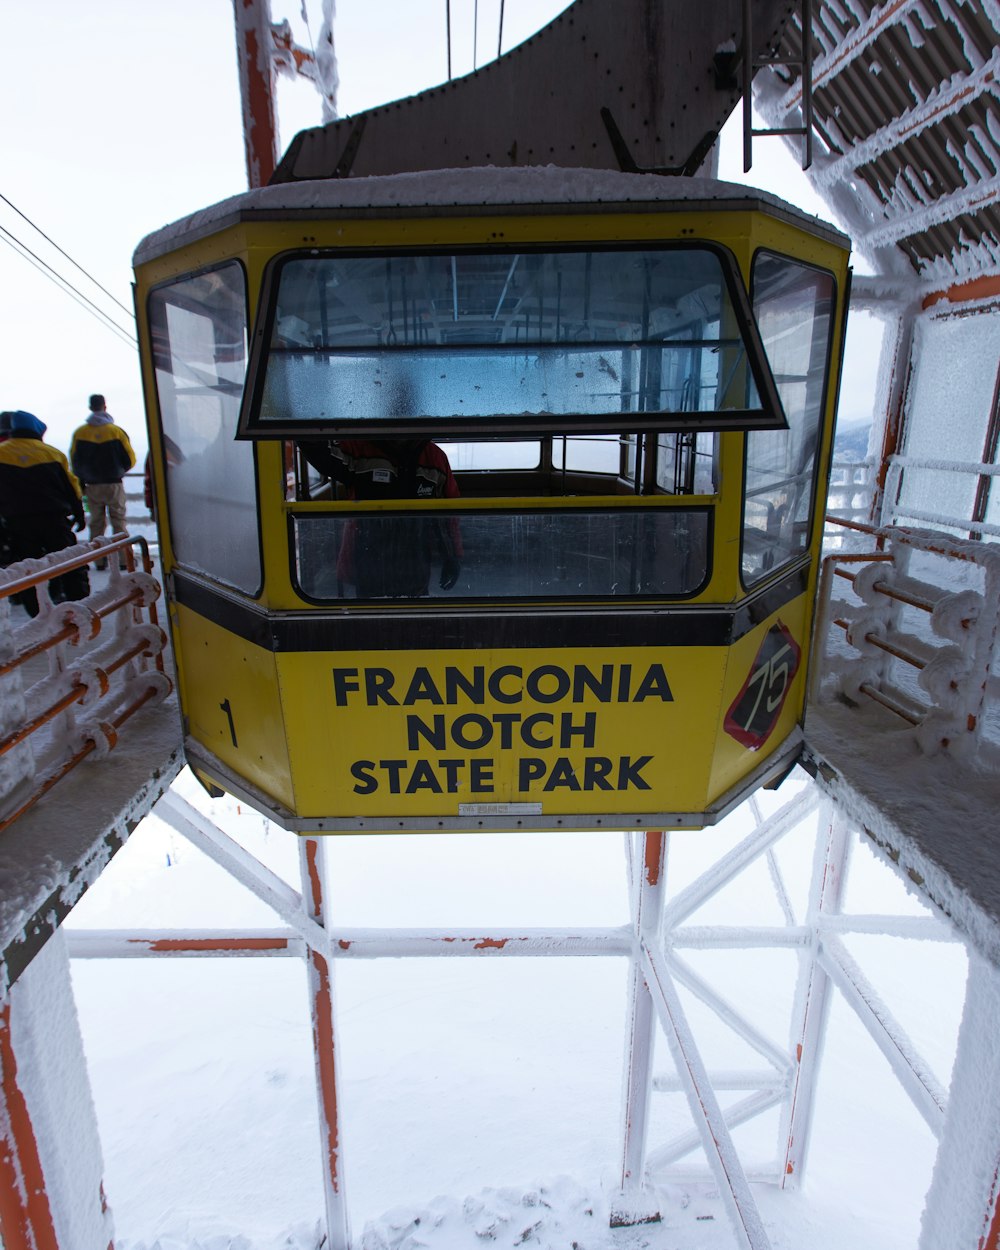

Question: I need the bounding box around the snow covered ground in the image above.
[64,770,966,1250]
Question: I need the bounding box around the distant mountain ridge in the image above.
[833,422,871,462]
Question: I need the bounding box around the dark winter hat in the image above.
[0,412,13,433]
[9,410,47,437]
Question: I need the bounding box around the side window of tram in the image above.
[148,263,259,593]
[743,254,835,584]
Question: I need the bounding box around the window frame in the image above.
[740,248,840,590]
[147,259,264,597]
[238,240,787,441]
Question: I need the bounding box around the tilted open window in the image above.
[239,244,786,439]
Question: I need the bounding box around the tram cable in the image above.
[0,189,134,320]
[0,225,137,349]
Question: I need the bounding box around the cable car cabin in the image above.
[133,168,850,834]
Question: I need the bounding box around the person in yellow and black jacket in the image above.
[70,394,136,548]
[0,410,89,617]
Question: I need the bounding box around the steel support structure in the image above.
[43,776,965,1249]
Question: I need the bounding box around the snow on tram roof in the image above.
[134,165,849,264]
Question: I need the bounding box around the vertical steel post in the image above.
[870,306,917,527]
[300,837,351,1250]
[0,1002,61,1250]
[233,0,281,188]
[919,952,1000,1249]
[617,830,666,1209]
[0,931,114,1250]
[779,801,850,1185]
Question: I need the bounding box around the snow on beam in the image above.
[653,1070,788,1093]
[818,933,948,1134]
[662,788,819,929]
[819,913,959,940]
[641,940,773,1250]
[810,51,1000,191]
[646,1089,786,1173]
[859,173,1000,252]
[326,927,632,958]
[64,926,634,958]
[669,950,793,1077]
[0,702,183,995]
[154,790,328,955]
[776,0,927,114]
[672,925,811,948]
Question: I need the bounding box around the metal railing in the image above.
[813,517,1000,756]
[0,534,173,832]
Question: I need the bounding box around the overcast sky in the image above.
[0,1,878,459]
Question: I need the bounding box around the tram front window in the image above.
[241,244,785,438]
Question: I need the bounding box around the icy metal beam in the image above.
[642,941,773,1250]
[154,790,328,955]
[300,838,351,1250]
[777,0,925,112]
[811,52,1000,190]
[668,951,793,1076]
[616,831,666,1208]
[819,933,948,1134]
[647,1088,786,1171]
[778,805,849,1186]
[662,788,819,929]
[65,926,633,959]
[858,174,1000,252]
[326,927,631,957]
[673,925,811,948]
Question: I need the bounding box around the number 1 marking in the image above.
[220,698,238,748]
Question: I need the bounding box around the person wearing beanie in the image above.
[0,410,89,616]
[69,394,136,553]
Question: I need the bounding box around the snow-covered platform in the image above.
[805,700,1000,967]
[0,694,183,993]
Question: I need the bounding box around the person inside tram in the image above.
[299,436,463,598]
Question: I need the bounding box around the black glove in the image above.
[440,556,461,591]
[73,508,86,533]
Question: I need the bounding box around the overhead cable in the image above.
[0,228,137,349]
[0,190,134,319]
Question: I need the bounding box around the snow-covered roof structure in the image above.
[753,0,1000,285]
[133,165,850,264]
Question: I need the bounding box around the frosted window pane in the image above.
[895,310,1000,528]
[252,247,771,431]
[149,264,260,593]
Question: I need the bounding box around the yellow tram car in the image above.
[134,167,850,833]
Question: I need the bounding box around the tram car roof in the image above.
[133,166,850,266]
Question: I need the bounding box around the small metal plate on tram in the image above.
[459,802,544,817]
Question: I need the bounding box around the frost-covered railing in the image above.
[0,534,173,831]
[825,458,875,535]
[813,518,1000,757]
[881,454,1000,539]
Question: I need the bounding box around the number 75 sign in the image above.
[723,621,802,751]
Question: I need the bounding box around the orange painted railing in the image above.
[0,534,173,832]
[815,518,1000,755]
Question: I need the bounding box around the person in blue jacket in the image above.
[0,410,89,616]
